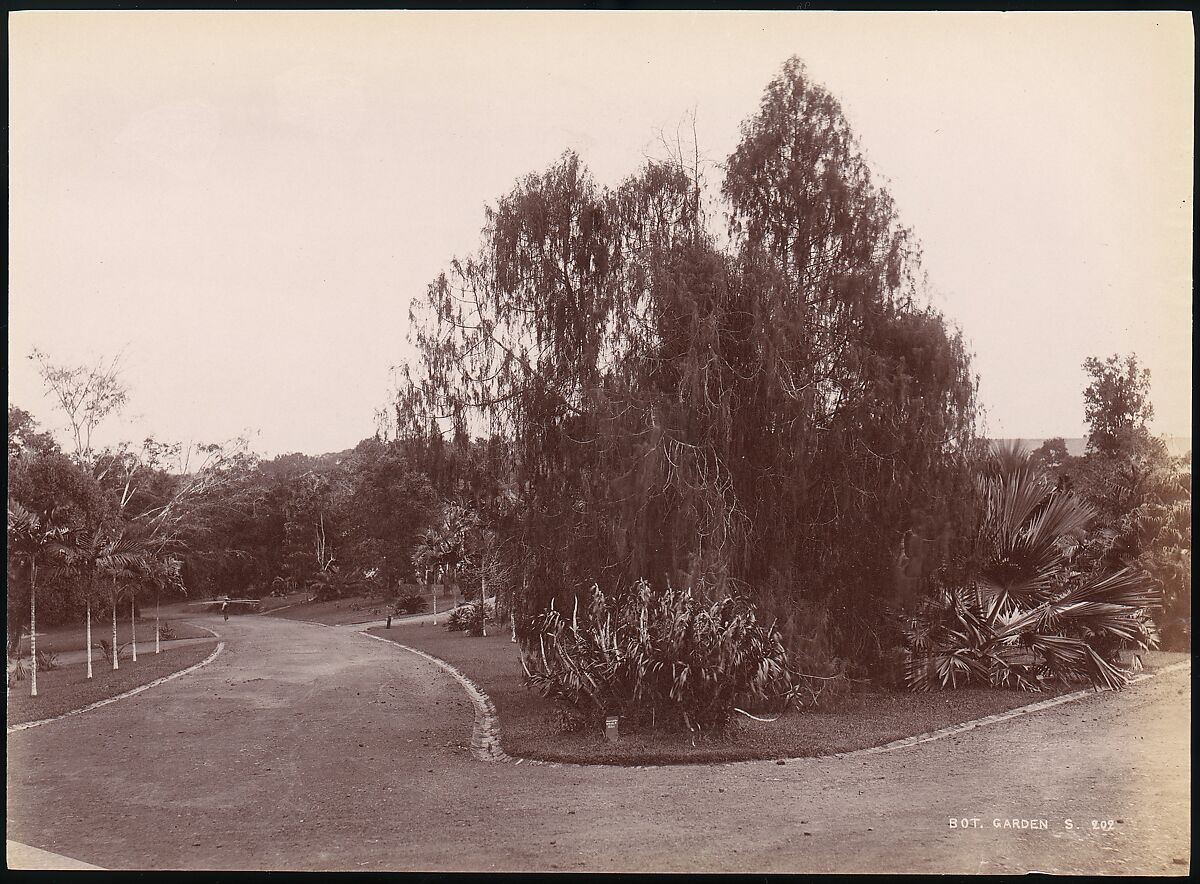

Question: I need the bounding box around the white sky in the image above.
[8,11,1194,457]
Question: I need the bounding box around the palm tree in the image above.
[7,500,70,696]
[902,443,1160,692]
[61,527,152,673]
[412,503,480,611]
[141,556,184,654]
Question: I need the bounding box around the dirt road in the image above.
[6,614,1190,873]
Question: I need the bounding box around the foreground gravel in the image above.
[6,615,1190,873]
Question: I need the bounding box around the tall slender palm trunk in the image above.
[111,582,119,671]
[131,594,137,661]
[29,560,37,697]
[512,576,526,643]
[86,599,93,679]
[155,591,161,654]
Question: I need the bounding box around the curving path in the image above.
[6,615,1190,873]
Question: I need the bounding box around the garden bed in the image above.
[365,623,1187,765]
[7,640,220,727]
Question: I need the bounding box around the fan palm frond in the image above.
[902,454,1159,693]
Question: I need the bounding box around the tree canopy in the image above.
[399,57,981,668]
[1082,353,1155,458]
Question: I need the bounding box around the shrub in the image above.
[8,659,29,686]
[521,581,794,735]
[393,593,427,615]
[97,639,130,665]
[35,648,59,671]
[307,570,366,602]
[445,599,494,636]
[6,649,61,685]
[157,622,177,642]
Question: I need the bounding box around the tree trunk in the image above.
[111,584,119,670]
[29,559,37,697]
[512,575,526,643]
[481,569,488,637]
[155,590,161,654]
[86,599,93,679]
[131,593,138,661]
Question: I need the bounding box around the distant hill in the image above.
[994,436,1192,458]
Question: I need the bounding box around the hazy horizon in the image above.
[8,11,1193,458]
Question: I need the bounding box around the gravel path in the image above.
[6,614,1190,873]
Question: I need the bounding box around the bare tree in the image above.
[29,348,128,463]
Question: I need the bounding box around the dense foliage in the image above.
[398,57,981,671]
[7,388,439,648]
[522,582,793,733]
[444,599,495,636]
[1022,355,1190,650]
[901,444,1160,691]
[1082,354,1155,458]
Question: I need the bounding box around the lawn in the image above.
[11,613,214,657]
[256,592,309,613]
[6,640,220,727]
[268,585,466,626]
[365,622,1188,765]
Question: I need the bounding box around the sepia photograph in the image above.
[6,8,1192,874]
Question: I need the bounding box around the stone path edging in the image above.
[359,631,1190,770]
[359,631,509,762]
[7,641,225,734]
[818,659,1192,762]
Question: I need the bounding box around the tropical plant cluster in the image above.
[521,582,794,733]
[900,443,1161,692]
[1029,355,1191,650]
[444,599,495,636]
[393,592,427,615]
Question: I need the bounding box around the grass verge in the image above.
[255,593,309,613]
[7,640,219,727]
[13,615,213,657]
[365,623,1188,765]
[269,588,464,626]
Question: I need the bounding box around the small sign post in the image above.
[605,716,619,744]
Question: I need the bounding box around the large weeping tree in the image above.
[717,57,981,665]
[399,57,980,671]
